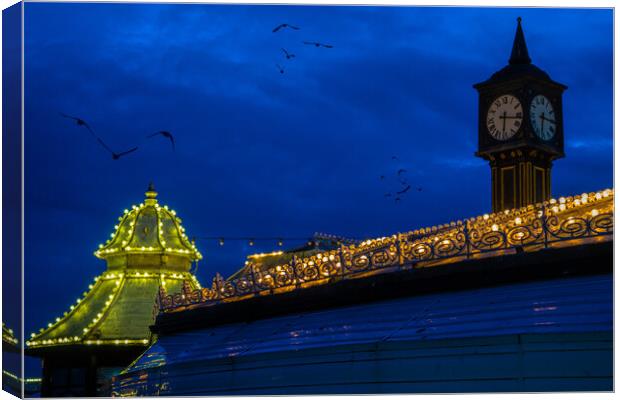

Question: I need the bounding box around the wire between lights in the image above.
[192,236,361,247]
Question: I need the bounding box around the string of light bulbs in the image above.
[191,235,362,247]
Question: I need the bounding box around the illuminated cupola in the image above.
[26,184,203,396]
[94,183,202,271]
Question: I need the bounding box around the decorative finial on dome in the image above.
[509,16,531,65]
[145,182,158,203]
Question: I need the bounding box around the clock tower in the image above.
[474,17,567,212]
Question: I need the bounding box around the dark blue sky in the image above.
[23,4,612,347]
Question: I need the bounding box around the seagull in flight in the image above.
[281,48,296,60]
[397,168,407,175]
[111,147,138,160]
[397,185,411,195]
[276,64,285,74]
[59,112,96,136]
[303,41,333,48]
[147,131,175,152]
[272,23,300,33]
[94,136,138,160]
[60,112,138,160]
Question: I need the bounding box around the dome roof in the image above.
[94,184,202,262]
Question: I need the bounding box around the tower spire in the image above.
[509,17,531,65]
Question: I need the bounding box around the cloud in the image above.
[22,4,612,344]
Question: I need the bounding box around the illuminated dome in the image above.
[27,184,202,350]
[95,183,202,267]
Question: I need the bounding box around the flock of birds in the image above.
[61,28,418,206]
[272,25,420,204]
[381,156,422,203]
[59,113,175,160]
[272,23,333,74]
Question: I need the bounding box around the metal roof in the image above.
[27,272,200,349]
[125,273,611,373]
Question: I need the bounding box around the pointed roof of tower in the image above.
[509,17,531,65]
[26,185,202,352]
[473,17,566,90]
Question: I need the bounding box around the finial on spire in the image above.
[145,182,158,202]
[509,16,531,65]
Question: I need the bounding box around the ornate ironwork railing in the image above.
[159,190,614,313]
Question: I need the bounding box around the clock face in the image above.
[486,94,523,141]
[529,95,556,140]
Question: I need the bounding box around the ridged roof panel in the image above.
[125,274,612,373]
[28,272,200,348]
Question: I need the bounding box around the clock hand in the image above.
[540,115,556,124]
[539,113,545,133]
[502,111,507,134]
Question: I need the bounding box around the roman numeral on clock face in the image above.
[486,94,523,141]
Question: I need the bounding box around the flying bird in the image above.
[147,131,175,151]
[95,136,138,160]
[60,112,138,160]
[281,48,296,60]
[397,168,407,175]
[417,187,423,192]
[380,175,385,180]
[303,41,333,48]
[397,185,411,195]
[272,23,300,33]
[276,63,285,74]
[111,147,139,160]
[59,112,96,136]
[395,197,401,203]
